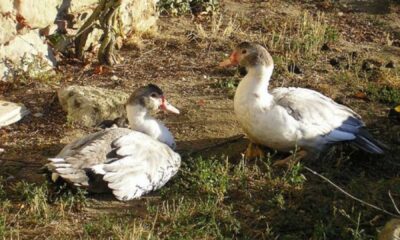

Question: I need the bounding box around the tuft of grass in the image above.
[283,162,307,186]
[148,197,240,239]
[13,181,51,220]
[161,156,230,201]
[195,14,238,40]
[367,84,400,104]
[259,11,339,62]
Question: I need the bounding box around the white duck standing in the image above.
[46,84,181,200]
[220,42,386,163]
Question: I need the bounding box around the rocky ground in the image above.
[0,0,400,239]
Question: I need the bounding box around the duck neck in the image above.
[236,64,274,106]
[245,64,273,91]
[126,104,155,134]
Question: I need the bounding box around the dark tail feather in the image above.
[352,129,388,154]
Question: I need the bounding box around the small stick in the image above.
[304,166,400,218]
[388,190,400,215]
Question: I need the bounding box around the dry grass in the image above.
[195,14,239,40]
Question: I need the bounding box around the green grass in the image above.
[260,11,339,61]
[367,84,400,104]
[0,152,398,239]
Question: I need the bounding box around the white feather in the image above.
[234,64,364,152]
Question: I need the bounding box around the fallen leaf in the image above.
[16,13,30,30]
[353,91,368,100]
[93,65,110,75]
[198,99,206,106]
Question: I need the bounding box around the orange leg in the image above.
[244,142,265,159]
[272,150,308,167]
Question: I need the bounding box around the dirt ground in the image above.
[1,0,400,239]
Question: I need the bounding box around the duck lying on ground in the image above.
[46,84,181,200]
[220,42,387,164]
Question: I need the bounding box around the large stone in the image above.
[0,0,13,13]
[15,0,61,28]
[58,0,99,15]
[0,0,159,81]
[0,15,17,44]
[58,85,129,127]
[0,100,30,127]
[120,0,159,35]
[0,30,56,81]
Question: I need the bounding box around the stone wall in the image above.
[0,0,159,81]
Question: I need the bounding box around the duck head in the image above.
[126,84,180,115]
[219,42,274,70]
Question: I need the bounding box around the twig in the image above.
[389,190,400,215]
[304,166,400,218]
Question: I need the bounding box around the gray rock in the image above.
[0,100,30,127]
[58,85,129,127]
[0,0,159,81]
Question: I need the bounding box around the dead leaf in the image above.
[16,13,30,30]
[353,91,368,100]
[197,99,206,107]
[94,65,110,75]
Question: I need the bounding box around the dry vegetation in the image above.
[1,0,400,239]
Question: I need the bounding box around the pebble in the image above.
[111,75,119,81]
[385,61,395,69]
[33,113,43,117]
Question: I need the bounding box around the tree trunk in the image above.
[74,0,122,65]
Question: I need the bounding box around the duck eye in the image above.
[242,49,247,54]
[150,93,158,98]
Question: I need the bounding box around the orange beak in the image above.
[160,96,180,114]
[219,51,239,67]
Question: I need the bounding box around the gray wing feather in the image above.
[272,87,364,142]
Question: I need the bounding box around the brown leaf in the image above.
[16,13,30,30]
[93,65,110,75]
[197,99,206,107]
[353,91,368,100]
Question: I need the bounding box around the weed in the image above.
[162,156,230,201]
[338,209,373,240]
[55,188,88,214]
[267,192,286,210]
[259,11,339,62]
[0,200,11,238]
[13,181,51,219]
[83,215,115,238]
[367,84,400,104]
[284,162,307,186]
[149,197,240,239]
[216,77,238,90]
